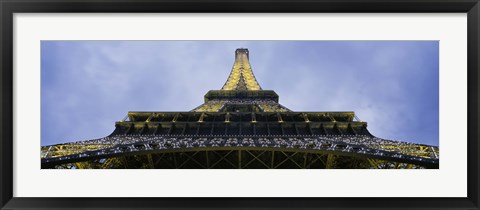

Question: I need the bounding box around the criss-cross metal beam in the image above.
[305,154,326,168]
[154,153,176,168]
[177,151,207,169]
[209,150,236,168]
[274,151,301,168]
[243,150,270,168]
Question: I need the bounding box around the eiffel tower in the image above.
[41,48,439,169]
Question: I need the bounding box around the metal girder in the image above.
[177,151,207,169]
[274,152,300,169]
[209,150,236,168]
[325,154,336,169]
[305,154,326,168]
[243,150,269,168]
[42,134,438,169]
[147,154,154,169]
[47,150,428,169]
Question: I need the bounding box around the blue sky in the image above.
[41,41,439,146]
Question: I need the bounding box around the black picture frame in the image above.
[1,0,479,209]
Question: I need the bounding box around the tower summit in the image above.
[222,48,261,91]
[192,48,289,113]
[41,48,439,169]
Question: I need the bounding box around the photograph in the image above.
[40,41,439,169]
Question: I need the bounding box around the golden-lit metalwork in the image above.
[41,48,439,169]
[222,49,261,90]
[192,100,226,112]
[41,143,112,158]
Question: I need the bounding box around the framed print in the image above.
[38,41,440,170]
[1,0,479,209]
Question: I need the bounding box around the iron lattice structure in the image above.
[41,48,439,169]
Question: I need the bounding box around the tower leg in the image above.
[325,154,336,169]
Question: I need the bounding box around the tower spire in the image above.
[221,48,262,90]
